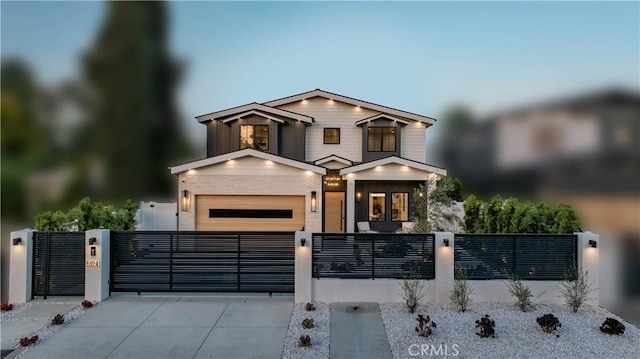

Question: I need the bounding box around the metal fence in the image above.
[312,233,435,279]
[454,234,578,280]
[110,231,295,293]
[32,232,86,298]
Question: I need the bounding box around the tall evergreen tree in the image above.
[83,2,190,201]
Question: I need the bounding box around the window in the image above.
[391,193,409,221]
[369,193,386,222]
[240,125,269,151]
[324,128,340,144]
[368,127,396,152]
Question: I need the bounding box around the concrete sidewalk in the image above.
[330,302,392,359]
[17,296,293,359]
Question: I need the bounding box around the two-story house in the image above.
[170,89,446,233]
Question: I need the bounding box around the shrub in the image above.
[81,300,94,309]
[400,264,428,314]
[302,318,314,329]
[51,314,65,325]
[537,313,561,335]
[559,266,595,313]
[505,274,534,312]
[298,334,312,347]
[415,314,436,337]
[380,237,411,257]
[305,303,316,311]
[475,314,495,338]
[600,317,625,335]
[450,269,473,312]
[1,303,14,311]
[20,335,38,347]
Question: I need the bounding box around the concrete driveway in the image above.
[18,295,293,359]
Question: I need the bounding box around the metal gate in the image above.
[110,231,295,293]
[32,232,86,298]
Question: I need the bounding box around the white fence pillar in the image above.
[434,232,454,304]
[346,180,355,233]
[9,230,34,304]
[576,231,599,306]
[85,229,111,302]
[295,231,312,303]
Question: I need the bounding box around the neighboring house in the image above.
[170,89,446,233]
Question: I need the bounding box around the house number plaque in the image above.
[86,260,100,268]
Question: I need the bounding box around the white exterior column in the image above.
[576,231,599,306]
[295,231,313,303]
[85,229,111,302]
[346,179,355,232]
[9,230,34,304]
[434,232,454,304]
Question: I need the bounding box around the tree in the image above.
[552,204,582,233]
[83,2,192,201]
[436,176,464,202]
[462,195,483,233]
[34,197,138,231]
[412,176,460,233]
[483,195,503,233]
[497,198,518,233]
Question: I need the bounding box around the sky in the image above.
[2,1,639,151]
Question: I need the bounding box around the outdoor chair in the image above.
[357,221,378,233]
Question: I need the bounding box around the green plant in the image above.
[20,335,38,347]
[400,264,428,314]
[412,176,460,233]
[380,237,411,257]
[600,317,625,335]
[305,303,316,311]
[435,177,463,202]
[415,314,436,337]
[505,274,534,312]
[462,195,483,233]
[475,314,495,338]
[302,318,314,329]
[51,314,65,325]
[552,204,582,233]
[559,266,595,313]
[34,197,138,231]
[298,334,312,347]
[483,195,502,233]
[537,313,561,335]
[450,269,474,312]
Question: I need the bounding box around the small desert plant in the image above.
[400,264,428,314]
[298,334,312,347]
[475,314,495,338]
[81,300,94,309]
[559,266,595,313]
[537,313,561,335]
[415,314,436,337]
[1,303,14,311]
[302,318,315,329]
[51,314,65,325]
[20,335,38,347]
[505,274,534,312]
[450,268,474,312]
[600,317,625,335]
[305,302,316,311]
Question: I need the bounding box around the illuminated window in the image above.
[240,125,269,151]
[324,128,340,144]
[391,193,409,221]
[368,127,396,152]
[369,193,386,222]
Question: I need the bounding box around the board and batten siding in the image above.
[278,97,427,163]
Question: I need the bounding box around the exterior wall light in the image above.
[13,237,22,245]
[301,238,306,247]
[311,191,317,212]
[356,192,362,202]
[588,239,597,248]
[181,189,190,211]
[88,237,97,245]
[443,239,450,247]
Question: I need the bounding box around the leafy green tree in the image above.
[412,177,459,233]
[534,202,554,233]
[483,195,503,233]
[497,198,518,233]
[436,177,464,202]
[462,194,483,233]
[552,204,582,233]
[34,197,138,231]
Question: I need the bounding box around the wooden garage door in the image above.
[196,195,305,231]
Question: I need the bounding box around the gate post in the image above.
[9,230,34,304]
[85,229,110,302]
[434,232,454,304]
[576,231,599,306]
[295,231,312,303]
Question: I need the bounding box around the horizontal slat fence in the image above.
[110,231,295,293]
[454,234,578,280]
[312,233,435,279]
[32,232,85,298]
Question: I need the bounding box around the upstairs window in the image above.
[240,125,269,151]
[324,128,340,144]
[368,127,396,152]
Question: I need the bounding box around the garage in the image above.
[196,195,306,231]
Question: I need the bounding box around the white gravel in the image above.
[282,302,330,359]
[380,302,640,359]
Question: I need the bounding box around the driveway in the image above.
[18,295,293,359]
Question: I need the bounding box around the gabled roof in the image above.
[221,110,285,124]
[263,89,437,125]
[339,156,447,176]
[314,155,353,166]
[196,103,313,124]
[355,114,411,126]
[170,148,327,175]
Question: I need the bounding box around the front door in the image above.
[324,192,345,233]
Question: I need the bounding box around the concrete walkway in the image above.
[330,302,392,359]
[17,296,293,359]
